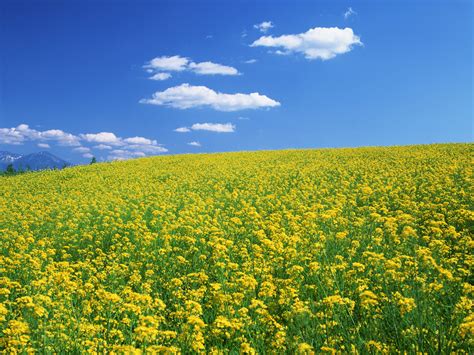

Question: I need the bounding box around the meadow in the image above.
[0,143,472,353]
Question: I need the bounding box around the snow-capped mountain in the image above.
[0,151,70,171]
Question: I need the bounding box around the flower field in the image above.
[0,143,472,353]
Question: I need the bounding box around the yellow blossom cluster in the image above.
[0,143,472,352]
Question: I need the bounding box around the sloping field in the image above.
[0,144,472,353]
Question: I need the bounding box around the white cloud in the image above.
[125,144,167,154]
[237,116,250,120]
[344,7,357,19]
[0,127,25,145]
[80,132,122,145]
[244,59,257,64]
[251,26,362,60]
[174,127,191,133]
[0,123,168,161]
[93,144,112,150]
[191,122,235,133]
[73,146,91,153]
[254,21,274,33]
[140,83,280,111]
[123,136,157,145]
[144,55,240,77]
[145,55,189,71]
[188,61,239,76]
[188,141,201,147]
[0,124,80,146]
[107,150,147,161]
[83,153,94,159]
[150,72,172,81]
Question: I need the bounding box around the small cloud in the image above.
[188,61,240,76]
[144,55,240,77]
[83,153,94,159]
[93,144,112,150]
[344,7,357,20]
[254,21,274,33]
[123,136,157,145]
[107,150,147,161]
[144,55,189,72]
[251,26,362,60]
[174,127,191,133]
[140,83,280,111]
[37,143,50,148]
[73,146,91,153]
[188,141,201,147]
[206,34,213,39]
[237,116,250,120]
[244,59,257,64]
[80,132,122,145]
[191,122,235,133]
[149,72,172,81]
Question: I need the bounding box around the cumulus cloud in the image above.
[188,141,201,147]
[144,55,240,78]
[145,55,189,71]
[80,132,122,145]
[251,26,362,60]
[174,127,191,133]
[188,61,239,76]
[191,123,235,133]
[140,83,280,111]
[0,123,168,161]
[0,124,80,146]
[150,73,172,81]
[254,21,274,33]
[344,7,357,19]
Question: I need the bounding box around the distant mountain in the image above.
[0,151,70,171]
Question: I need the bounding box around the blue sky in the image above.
[1,0,472,163]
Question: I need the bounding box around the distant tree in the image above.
[90,157,97,165]
[6,164,15,175]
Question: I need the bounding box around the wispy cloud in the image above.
[141,83,280,111]
[254,21,274,33]
[149,72,172,81]
[251,26,362,60]
[344,7,357,19]
[191,123,235,133]
[93,144,113,150]
[244,59,257,64]
[0,123,168,161]
[188,141,201,147]
[175,122,236,133]
[144,55,240,79]
[73,146,91,153]
[174,127,191,133]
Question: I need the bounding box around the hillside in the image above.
[0,143,472,353]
